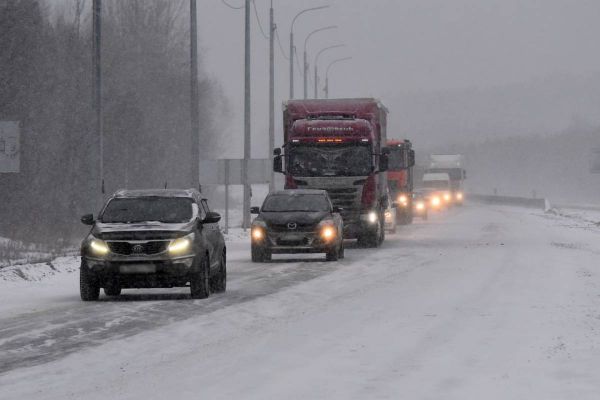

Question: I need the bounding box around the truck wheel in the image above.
[190,255,210,299]
[80,261,100,301]
[210,250,227,293]
[104,283,121,297]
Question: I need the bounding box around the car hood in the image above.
[92,220,195,240]
[256,211,330,226]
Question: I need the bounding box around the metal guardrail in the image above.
[468,194,547,210]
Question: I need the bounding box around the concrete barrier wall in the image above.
[468,194,547,209]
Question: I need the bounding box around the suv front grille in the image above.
[267,223,316,232]
[107,241,170,255]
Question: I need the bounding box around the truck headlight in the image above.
[398,194,408,206]
[416,201,425,210]
[368,211,378,224]
[456,192,464,200]
[89,239,109,256]
[168,235,193,255]
[443,193,451,202]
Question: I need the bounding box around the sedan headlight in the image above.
[415,201,425,210]
[431,196,441,207]
[443,192,451,202]
[168,234,193,256]
[456,192,464,200]
[89,238,109,256]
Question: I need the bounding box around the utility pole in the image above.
[269,0,275,191]
[190,0,200,190]
[92,0,103,198]
[243,0,251,229]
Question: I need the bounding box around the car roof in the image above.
[111,189,204,200]
[268,189,328,196]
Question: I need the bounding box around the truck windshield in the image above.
[262,194,330,212]
[101,197,194,223]
[288,143,372,177]
[422,180,450,190]
[388,148,406,170]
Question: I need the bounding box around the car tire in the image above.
[80,261,100,301]
[251,245,264,262]
[190,255,210,299]
[325,244,339,261]
[210,250,227,293]
[104,283,121,297]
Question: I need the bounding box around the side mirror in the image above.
[273,147,282,156]
[273,155,283,173]
[379,154,389,172]
[250,206,260,214]
[203,211,221,224]
[81,214,95,225]
[408,149,415,167]
[332,206,343,213]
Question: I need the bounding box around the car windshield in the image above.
[262,194,330,212]
[288,143,372,177]
[422,180,450,190]
[100,197,193,223]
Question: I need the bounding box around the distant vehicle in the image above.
[386,139,416,225]
[384,187,398,233]
[421,172,452,206]
[273,98,390,248]
[79,189,226,301]
[426,154,466,204]
[250,190,344,262]
[412,188,430,220]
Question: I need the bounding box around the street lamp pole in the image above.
[314,44,345,98]
[324,56,352,99]
[303,25,337,99]
[190,0,200,191]
[289,5,329,99]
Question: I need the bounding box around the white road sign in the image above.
[0,121,20,173]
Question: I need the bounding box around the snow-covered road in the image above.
[1,204,600,399]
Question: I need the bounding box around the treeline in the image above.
[0,0,229,244]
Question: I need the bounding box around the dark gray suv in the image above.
[79,189,226,300]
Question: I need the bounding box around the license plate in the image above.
[119,264,156,274]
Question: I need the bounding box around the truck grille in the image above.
[320,187,358,209]
[107,241,170,255]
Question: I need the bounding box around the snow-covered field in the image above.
[1,204,600,399]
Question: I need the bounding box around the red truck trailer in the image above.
[386,139,415,224]
[273,98,390,247]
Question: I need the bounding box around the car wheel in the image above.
[190,255,210,299]
[210,250,227,293]
[325,244,339,261]
[104,283,121,297]
[251,245,264,262]
[80,261,100,301]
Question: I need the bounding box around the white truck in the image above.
[426,155,466,205]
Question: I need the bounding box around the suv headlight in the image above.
[89,238,109,256]
[251,220,267,242]
[168,233,194,256]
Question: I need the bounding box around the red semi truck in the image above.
[386,139,415,224]
[273,98,390,247]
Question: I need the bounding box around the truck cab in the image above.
[273,99,389,248]
[386,139,416,224]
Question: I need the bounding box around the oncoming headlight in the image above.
[320,225,336,241]
[89,239,109,256]
[251,226,265,241]
[431,196,441,207]
[398,194,408,206]
[368,211,378,224]
[443,193,451,202]
[456,192,464,200]
[168,235,193,255]
[416,201,425,210]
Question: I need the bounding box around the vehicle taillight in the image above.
[361,174,376,209]
[285,174,297,189]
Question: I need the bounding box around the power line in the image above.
[221,0,244,9]
[274,27,289,60]
[252,0,269,40]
